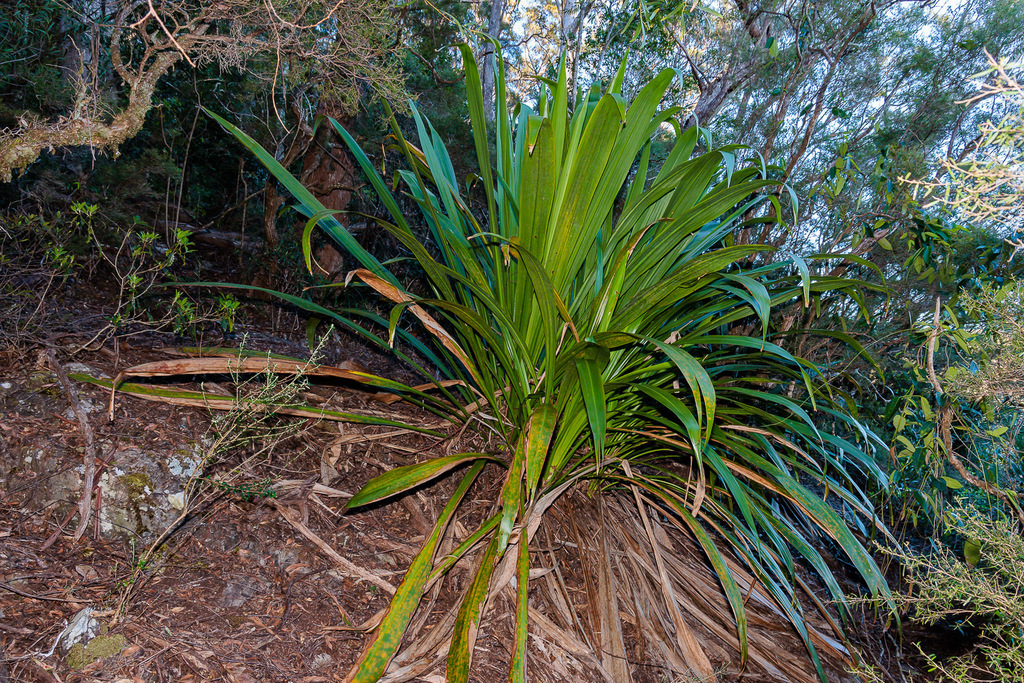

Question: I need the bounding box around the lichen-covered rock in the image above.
[1,363,208,541]
[0,370,65,419]
[97,445,205,538]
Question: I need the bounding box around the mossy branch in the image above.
[0,51,181,182]
[0,0,406,183]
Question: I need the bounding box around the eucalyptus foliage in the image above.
[213,47,894,681]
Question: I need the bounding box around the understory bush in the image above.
[1,204,91,348]
[893,505,1024,682]
[0,200,242,351]
[882,279,1024,535]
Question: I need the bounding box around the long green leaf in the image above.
[508,527,530,683]
[347,461,486,683]
[575,347,608,461]
[347,453,501,508]
[205,109,397,287]
[448,534,501,683]
[70,374,442,434]
[526,404,557,497]
[498,432,527,554]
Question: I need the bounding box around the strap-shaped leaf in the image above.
[353,269,485,390]
[428,514,501,582]
[644,338,716,446]
[507,528,530,683]
[345,461,487,683]
[771,468,892,604]
[575,348,608,461]
[635,384,702,461]
[205,110,397,287]
[347,453,500,509]
[327,118,413,238]
[447,534,501,683]
[171,281,456,387]
[498,432,527,554]
[70,374,443,434]
[456,44,497,235]
[525,404,558,497]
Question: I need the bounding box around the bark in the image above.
[0,0,214,183]
[260,92,315,247]
[61,0,108,91]
[562,0,581,99]
[480,0,504,120]
[691,59,760,125]
[300,120,357,280]
[0,48,181,182]
[263,184,286,249]
[1,0,401,183]
[733,88,751,139]
[686,0,769,124]
[261,107,355,267]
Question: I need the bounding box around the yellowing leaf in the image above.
[964,539,981,566]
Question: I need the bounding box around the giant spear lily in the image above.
[211,47,893,682]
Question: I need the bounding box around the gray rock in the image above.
[219,576,266,607]
[54,607,101,655]
[1,374,209,542]
[97,447,204,539]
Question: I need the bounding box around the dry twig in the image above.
[272,500,397,595]
[925,298,1024,527]
[43,350,99,548]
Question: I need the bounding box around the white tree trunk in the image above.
[480,0,504,121]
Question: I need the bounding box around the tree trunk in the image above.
[262,184,285,249]
[61,0,107,93]
[299,118,357,281]
[480,0,504,120]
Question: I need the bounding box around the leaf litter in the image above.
[0,336,901,682]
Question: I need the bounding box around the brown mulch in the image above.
[0,318,920,683]
[0,329,507,682]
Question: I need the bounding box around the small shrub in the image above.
[892,504,1024,682]
[0,207,89,348]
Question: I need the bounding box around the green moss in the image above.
[65,634,126,669]
[27,370,60,396]
[86,634,125,658]
[118,472,152,495]
[66,643,87,669]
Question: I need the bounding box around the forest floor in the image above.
[0,309,524,683]
[0,240,953,683]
